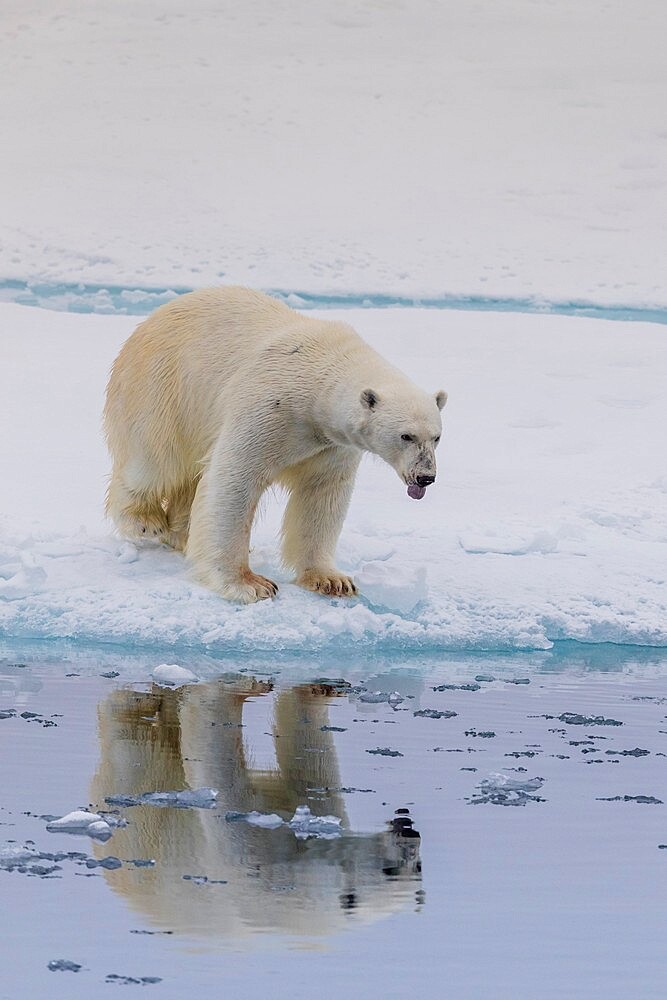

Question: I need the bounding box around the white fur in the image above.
[104,287,446,603]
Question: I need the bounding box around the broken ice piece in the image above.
[48,959,82,973]
[224,810,284,829]
[105,788,217,809]
[151,663,199,687]
[288,805,342,840]
[46,810,116,841]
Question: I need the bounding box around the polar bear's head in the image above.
[358,385,447,500]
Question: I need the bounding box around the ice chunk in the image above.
[46,810,115,840]
[117,542,139,564]
[469,773,545,807]
[414,708,457,719]
[86,855,123,870]
[288,805,342,840]
[245,811,284,829]
[105,788,217,809]
[359,690,404,706]
[356,559,427,614]
[151,663,198,687]
[559,712,623,726]
[0,843,40,868]
[224,805,342,839]
[106,975,162,986]
[48,960,82,973]
[597,794,663,805]
[224,810,284,829]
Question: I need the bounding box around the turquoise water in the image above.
[1,277,666,323]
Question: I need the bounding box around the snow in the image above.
[1,1,666,310]
[0,302,665,653]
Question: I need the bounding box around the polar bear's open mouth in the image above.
[407,483,427,500]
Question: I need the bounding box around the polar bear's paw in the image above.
[220,570,279,604]
[120,504,170,542]
[296,569,358,598]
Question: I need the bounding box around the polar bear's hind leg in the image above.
[106,473,170,541]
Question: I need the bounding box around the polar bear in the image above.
[104,287,446,603]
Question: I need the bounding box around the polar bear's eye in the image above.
[401,433,415,443]
[434,435,441,445]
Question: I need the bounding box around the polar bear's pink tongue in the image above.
[407,483,426,500]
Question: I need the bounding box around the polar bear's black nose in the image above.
[416,475,435,488]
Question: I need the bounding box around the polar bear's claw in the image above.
[220,571,278,604]
[297,570,358,598]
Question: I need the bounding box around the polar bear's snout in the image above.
[416,474,435,487]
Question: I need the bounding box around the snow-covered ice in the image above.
[45,810,119,841]
[1,1,666,310]
[1,303,665,653]
[151,663,199,688]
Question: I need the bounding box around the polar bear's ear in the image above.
[435,390,448,410]
[360,389,379,410]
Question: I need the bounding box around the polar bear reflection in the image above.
[91,678,422,940]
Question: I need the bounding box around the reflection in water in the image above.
[90,677,422,941]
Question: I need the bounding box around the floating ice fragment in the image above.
[469,773,545,807]
[225,806,342,839]
[106,974,162,985]
[48,959,81,973]
[105,788,217,809]
[0,843,40,868]
[359,690,404,706]
[559,712,622,726]
[46,810,116,841]
[288,805,342,840]
[245,811,285,829]
[151,663,198,687]
[596,794,662,804]
[414,708,457,720]
[224,810,284,829]
[366,747,404,757]
[433,683,481,692]
[86,856,123,870]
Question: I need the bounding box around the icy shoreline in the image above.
[2,301,666,655]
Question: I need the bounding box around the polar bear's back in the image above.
[105,287,306,470]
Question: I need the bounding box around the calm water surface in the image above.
[1,643,666,999]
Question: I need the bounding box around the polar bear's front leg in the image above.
[280,448,361,598]
[186,437,277,604]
